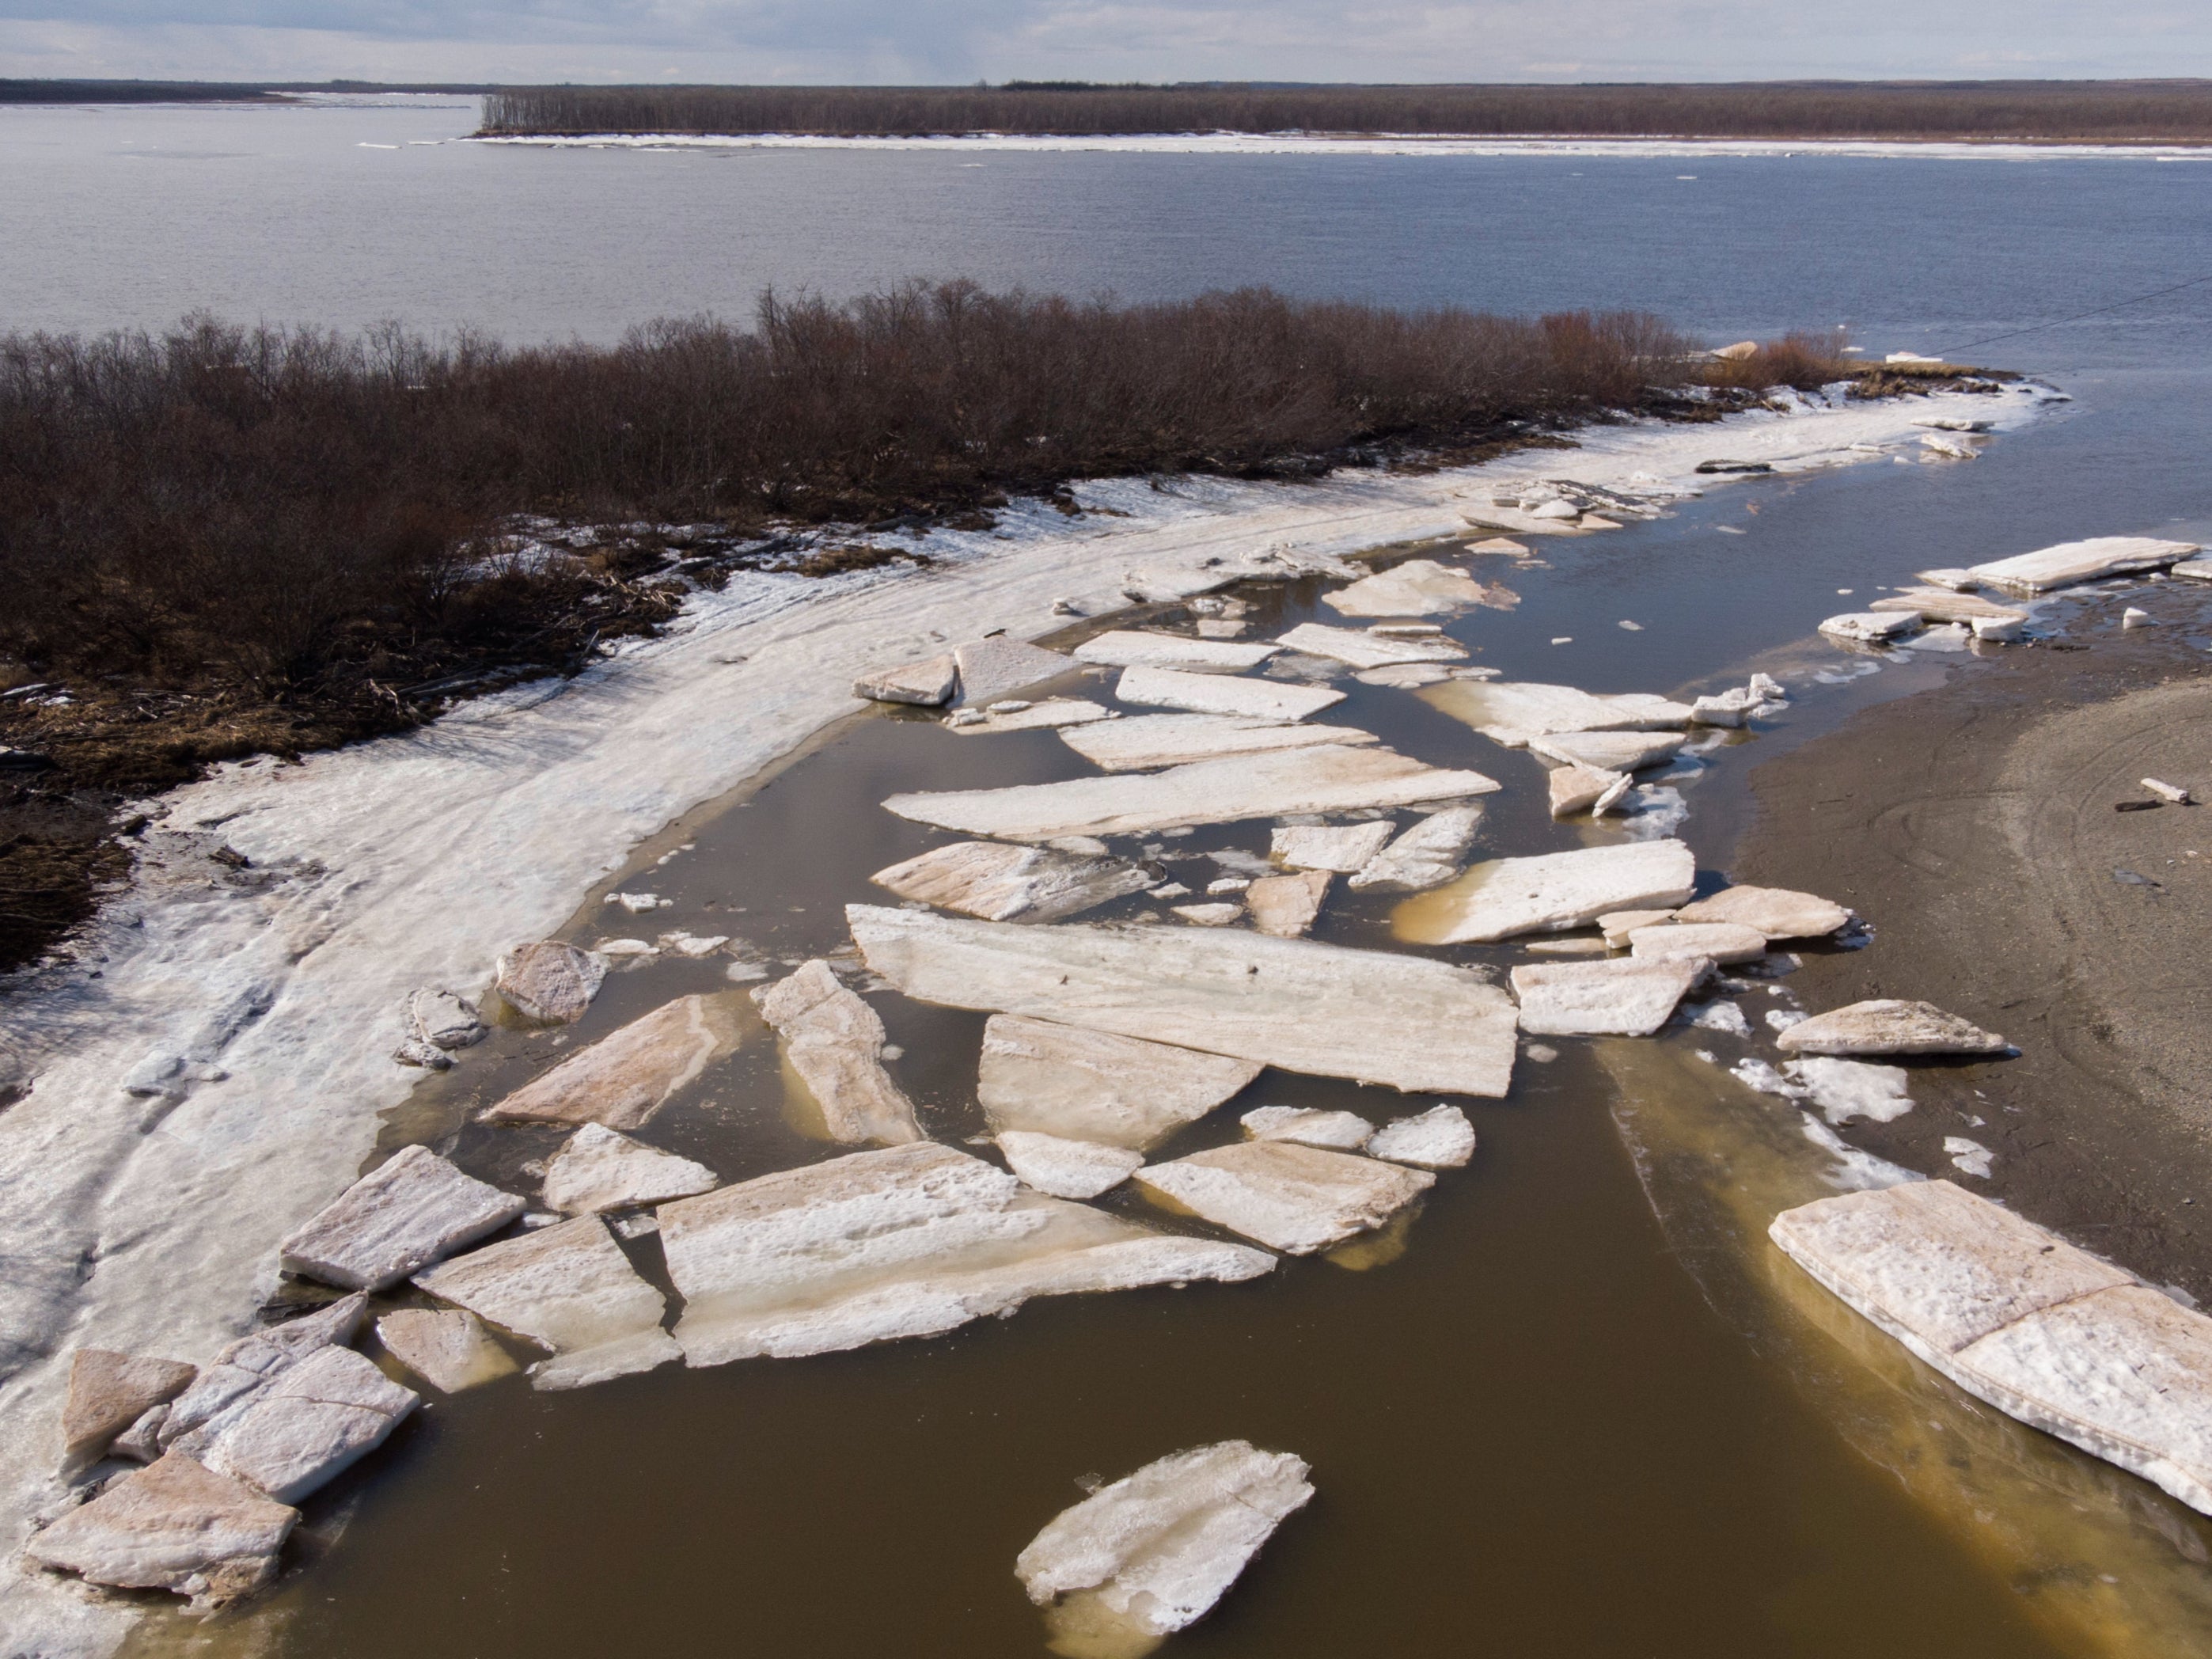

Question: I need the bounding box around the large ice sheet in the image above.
[1272,622,1466,669]
[480,994,745,1130]
[977,1015,1262,1149]
[882,745,1498,841]
[1420,680,1694,746]
[1967,537,2199,594]
[658,1143,1273,1365]
[850,904,1518,1096]
[1393,839,1698,944]
[1060,714,1379,773]
[1114,664,1345,721]
[1072,631,1279,671]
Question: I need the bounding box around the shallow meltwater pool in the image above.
[133,467,2212,1659]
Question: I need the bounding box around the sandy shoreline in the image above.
[1733,581,2212,1297]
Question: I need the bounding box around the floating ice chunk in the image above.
[25,1452,298,1605]
[1797,1114,1922,1192]
[1787,1057,1914,1124]
[1509,957,1707,1036]
[1682,999,1751,1036]
[1629,921,1767,966]
[414,1213,681,1391]
[1599,907,1677,947]
[977,1016,1262,1150]
[493,940,605,1024]
[1273,621,1466,670]
[946,698,1116,735]
[1766,1008,1807,1032]
[753,961,923,1145]
[279,1144,525,1293]
[2172,555,2212,582]
[1072,631,1280,671]
[541,1123,719,1214]
[1348,804,1484,892]
[1353,662,1455,688]
[1136,1141,1432,1255]
[1060,713,1380,773]
[1819,611,1922,643]
[1869,587,2029,627]
[1270,821,1395,872]
[1367,1105,1475,1169]
[1015,1441,1313,1648]
[884,744,1497,841]
[854,652,958,706]
[1324,556,1494,617]
[1240,1105,1374,1150]
[374,1308,518,1393]
[1394,839,1698,944]
[1115,664,1344,721]
[659,931,730,957]
[1777,999,2008,1057]
[871,841,1152,923]
[605,891,670,913]
[1549,763,1627,818]
[2143,777,2193,804]
[1968,536,2199,594]
[996,1131,1145,1199]
[1732,1057,1808,1098]
[1675,884,1849,939]
[192,1346,418,1504]
[1523,936,1611,956]
[1172,902,1243,926]
[1245,869,1330,937]
[952,637,1076,706]
[1945,1137,1996,1178]
[483,994,746,1131]
[659,1143,1273,1365]
[1420,679,1693,746]
[851,904,1518,1097]
[1529,730,1685,773]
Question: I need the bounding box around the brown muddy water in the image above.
[126,469,2212,1659]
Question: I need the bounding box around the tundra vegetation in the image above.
[479,80,2212,145]
[0,283,1855,970]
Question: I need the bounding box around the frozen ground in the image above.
[0,382,2050,1655]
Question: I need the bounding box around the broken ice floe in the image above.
[59,1350,197,1475]
[952,638,1079,706]
[492,940,606,1024]
[279,1145,525,1293]
[1775,999,2008,1057]
[1549,763,1626,818]
[996,1131,1147,1200]
[1241,1105,1374,1150]
[977,1015,1262,1150]
[1945,1136,1996,1178]
[658,1142,1273,1365]
[1818,611,1922,645]
[1628,921,1767,966]
[1675,884,1849,939]
[850,903,1517,1095]
[1968,536,2201,594]
[187,1346,418,1505]
[1273,621,1467,669]
[871,840,1153,923]
[1245,868,1330,937]
[1772,1179,2212,1515]
[1136,1141,1431,1255]
[375,1308,519,1393]
[1060,713,1380,773]
[1115,663,1344,721]
[1509,958,1707,1037]
[753,961,924,1145]
[482,993,745,1131]
[853,652,958,706]
[541,1123,720,1214]
[1528,730,1686,773]
[1394,839,1698,945]
[1270,820,1396,872]
[1419,680,1692,746]
[1789,1057,1914,1125]
[1323,556,1496,617]
[1344,804,1484,892]
[414,1213,681,1391]
[1366,1105,1476,1169]
[25,1451,299,1606]
[1072,630,1280,672]
[1171,902,1243,926]
[883,745,1498,841]
[946,698,1116,735]
[1015,1441,1313,1650]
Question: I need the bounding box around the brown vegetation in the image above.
[0,283,1861,970]
[480,81,2212,145]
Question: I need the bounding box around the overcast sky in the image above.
[2,0,2207,85]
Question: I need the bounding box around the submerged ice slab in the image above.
[1967,537,2200,594]
[1273,621,1467,669]
[374,1308,518,1393]
[1114,664,1345,722]
[25,1452,297,1605]
[1060,713,1379,773]
[658,1142,1274,1366]
[996,1131,1145,1200]
[413,1214,680,1391]
[1072,631,1279,671]
[1322,556,1494,617]
[1136,1141,1432,1255]
[1777,999,2009,1057]
[883,744,1498,841]
[753,961,923,1146]
[1394,839,1698,944]
[851,904,1519,1096]
[278,1144,526,1293]
[946,698,1114,735]
[978,1016,1262,1150]
[1510,957,1707,1036]
[482,993,745,1132]
[1015,1441,1314,1645]
[1772,1179,2212,1514]
[872,840,1153,923]
[1420,680,1693,746]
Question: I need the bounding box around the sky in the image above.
[1,0,2207,85]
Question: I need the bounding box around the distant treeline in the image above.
[479,80,2212,142]
[0,79,497,104]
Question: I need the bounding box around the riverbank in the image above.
[1732,579,2212,1297]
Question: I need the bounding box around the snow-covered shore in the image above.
[0,383,2050,1654]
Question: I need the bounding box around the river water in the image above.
[10,93,2212,1659]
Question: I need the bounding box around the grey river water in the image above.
[7,93,2212,1659]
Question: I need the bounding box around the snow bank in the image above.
[0,381,2044,1654]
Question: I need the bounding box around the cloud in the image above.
[0,0,2206,83]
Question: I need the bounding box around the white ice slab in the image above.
[374,1308,518,1393]
[1548,763,1625,818]
[952,637,1076,706]
[753,961,923,1145]
[1394,839,1698,944]
[883,744,1498,841]
[1270,821,1395,872]
[1072,631,1280,671]
[59,1352,197,1476]
[977,1016,1262,1150]
[1245,869,1330,937]
[1786,1057,1914,1125]
[1628,921,1768,966]
[1015,1441,1313,1645]
[193,1345,417,1505]
[492,941,606,1025]
[482,994,745,1131]
[1115,664,1345,722]
[541,1123,719,1214]
[945,698,1114,735]
[658,1143,1273,1365]
[1347,805,1485,892]
[1819,611,1922,643]
[1241,1106,1373,1150]
[1776,999,2008,1057]
[1323,557,1494,617]
[996,1131,1145,1200]
[1273,622,1467,670]
[24,1451,297,1604]
[1366,1105,1476,1169]
[851,904,1519,1097]
[1676,884,1850,938]
[1968,537,2199,594]
[871,841,1152,922]
[1136,1141,1432,1255]
[1869,587,2030,625]
[1509,957,1707,1036]
[1060,714,1379,773]
[853,653,957,706]
[1529,730,1686,773]
[277,1145,525,1293]
[1420,680,1693,746]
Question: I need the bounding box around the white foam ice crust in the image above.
[0,381,2051,1655]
